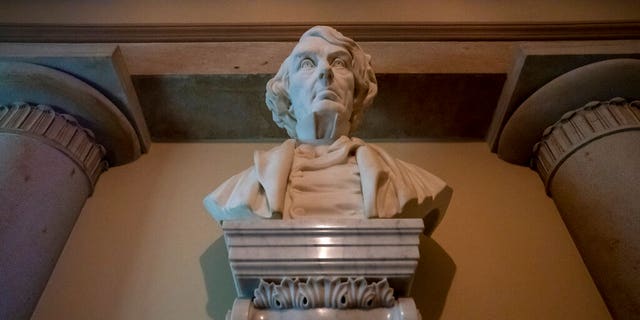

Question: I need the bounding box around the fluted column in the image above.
[532,98,640,318]
[0,103,107,319]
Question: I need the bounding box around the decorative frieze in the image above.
[532,97,640,193]
[0,102,108,188]
[253,277,395,310]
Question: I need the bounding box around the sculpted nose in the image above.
[318,67,334,84]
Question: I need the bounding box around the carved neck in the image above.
[294,110,351,142]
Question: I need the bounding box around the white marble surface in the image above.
[264,26,377,140]
[252,277,396,309]
[227,297,420,320]
[223,218,423,297]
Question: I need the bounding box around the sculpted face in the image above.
[287,36,355,142]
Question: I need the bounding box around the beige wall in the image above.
[1,0,639,24]
[33,142,610,319]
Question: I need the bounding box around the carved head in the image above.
[266,26,378,141]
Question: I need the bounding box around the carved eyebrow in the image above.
[292,49,352,62]
[328,50,352,61]
[293,50,315,60]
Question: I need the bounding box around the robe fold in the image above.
[204,137,451,222]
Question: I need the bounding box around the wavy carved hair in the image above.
[265,26,378,138]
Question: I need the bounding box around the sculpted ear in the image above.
[266,69,298,138]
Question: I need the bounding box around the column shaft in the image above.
[549,132,640,318]
[533,99,640,318]
[0,104,107,319]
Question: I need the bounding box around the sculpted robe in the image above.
[204,136,451,222]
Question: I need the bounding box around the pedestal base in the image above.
[226,297,421,320]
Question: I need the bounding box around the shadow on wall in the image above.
[413,234,456,320]
[199,232,455,320]
[200,236,236,320]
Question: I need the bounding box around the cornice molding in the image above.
[0,102,108,188]
[533,98,640,194]
[1,21,639,43]
[223,218,423,297]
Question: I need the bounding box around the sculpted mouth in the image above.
[314,90,339,102]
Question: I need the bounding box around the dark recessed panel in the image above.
[133,74,280,141]
[357,74,505,140]
[133,73,505,141]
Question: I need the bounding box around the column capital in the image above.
[0,102,107,189]
[532,98,640,194]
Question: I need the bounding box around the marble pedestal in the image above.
[222,219,425,319]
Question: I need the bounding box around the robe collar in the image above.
[254,137,382,217]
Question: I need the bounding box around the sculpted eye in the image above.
[332,58,347,68]
[299,58,315,70]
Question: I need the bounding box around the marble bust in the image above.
[204,26,450,221]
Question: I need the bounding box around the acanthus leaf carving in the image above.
[253,277,396,310]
